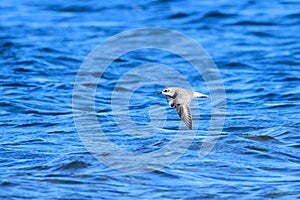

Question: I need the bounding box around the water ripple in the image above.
[1,0,300,199]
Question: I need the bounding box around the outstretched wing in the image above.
[175,104,192,130]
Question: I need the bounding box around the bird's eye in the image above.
[163,89,167,92]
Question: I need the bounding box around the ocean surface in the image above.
[1,0,300,199]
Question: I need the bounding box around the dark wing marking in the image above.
[166,95,174,107]
[175,104,192,130]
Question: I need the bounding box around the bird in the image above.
[159,87,208,130]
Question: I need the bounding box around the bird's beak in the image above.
[158,91,162,94]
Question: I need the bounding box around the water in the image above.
[1,0,300,199]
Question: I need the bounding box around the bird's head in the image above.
[159,88,175,96]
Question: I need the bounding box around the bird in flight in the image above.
[159,87,208,130]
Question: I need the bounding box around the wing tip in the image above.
[184,121,192,130]
[181,115,192,130]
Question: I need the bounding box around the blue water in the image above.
[1,0,300,199]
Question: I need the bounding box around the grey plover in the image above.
[159,87,208,130]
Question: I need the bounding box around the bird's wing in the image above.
[175,103,192,130]
[166,95,174,107]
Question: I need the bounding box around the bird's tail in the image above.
[193,92,209,98]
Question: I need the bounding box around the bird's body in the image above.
[159,87,208,129]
